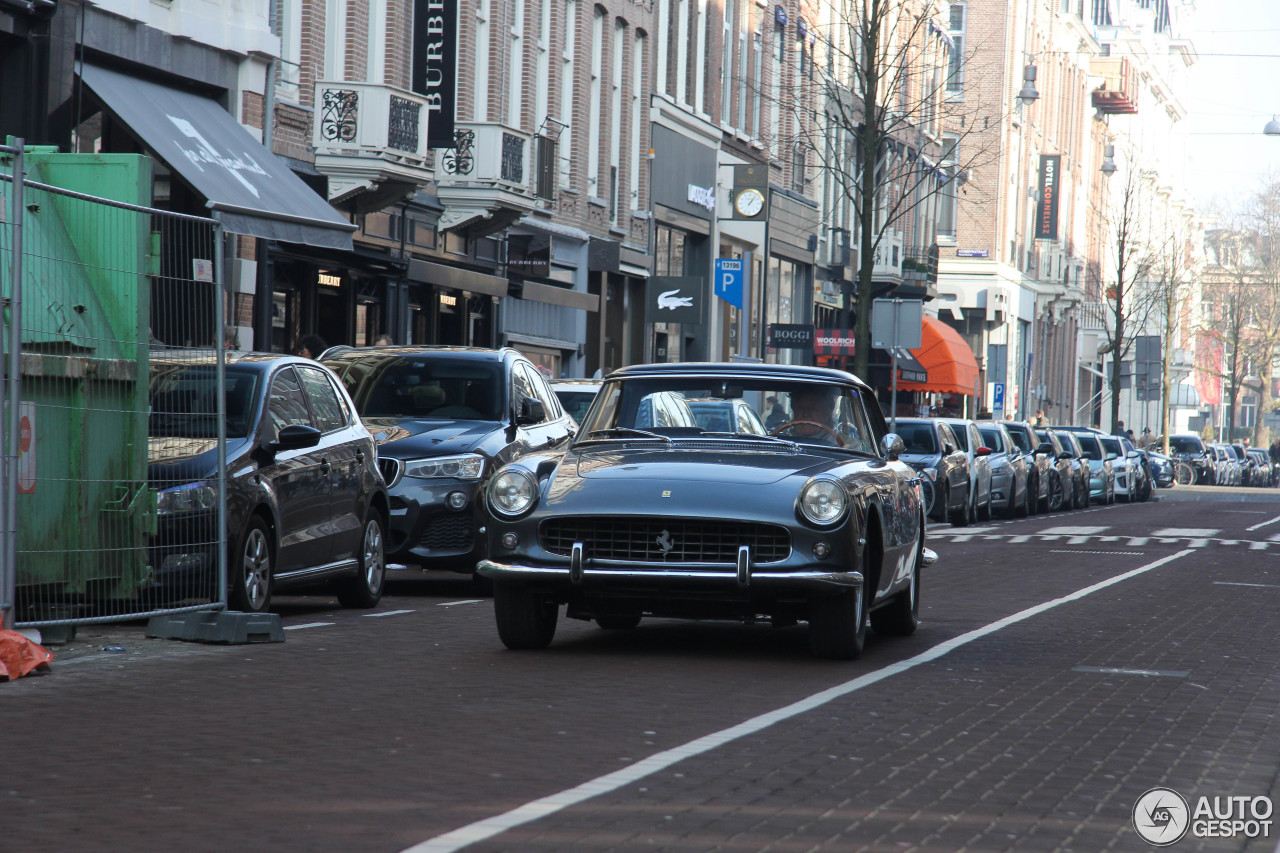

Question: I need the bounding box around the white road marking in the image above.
[438,600,484,607]
[1050,550,1145,556]
[363,610,415,618]
[1126,537,1150,547]
[1072,666,1189,678]
[1038,526,1110,535]
[283,622,335,631]
[1152,528,1221,538]
[399,549,1194,853]
[1009,535,1032,543]
[1214,581,1280,589]
[1247,514,1280,532]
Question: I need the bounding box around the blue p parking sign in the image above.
[993,382,1005,417]
[714,259,744,309]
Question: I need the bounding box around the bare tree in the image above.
[1098,168,1158,434]
[778,0,997,377]
[1241,180,1280,446]
[1147,228,1193,455]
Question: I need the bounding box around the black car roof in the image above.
[606,361,872,390]
[148,350,315,372]
[322,345,517,363]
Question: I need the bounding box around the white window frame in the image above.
[588,6,604,198]
[946,2,965,96]
[559,0,576,187]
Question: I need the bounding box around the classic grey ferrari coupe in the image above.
[477,362,937,659]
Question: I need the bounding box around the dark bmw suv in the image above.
[323,347,577,574]
[148,353,389,613]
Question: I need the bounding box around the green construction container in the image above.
[2,146,157,608]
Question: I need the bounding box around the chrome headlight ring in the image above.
[798,477,848,527]
[488,468,539,518]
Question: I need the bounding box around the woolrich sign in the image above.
[413,0,459,148]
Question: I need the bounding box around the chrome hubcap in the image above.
[243,529,270,610]
[363,520,385,594]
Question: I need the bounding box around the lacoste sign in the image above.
[645,276,704,324]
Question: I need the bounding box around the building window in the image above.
[275,0,302,102]
[631,31,645,211]
[589,6,605,198]
[610,18,625,223]
[946,3,965,94]
[736,1,748,131]
[937,136,959,239]
[751,30,762,139]
[508,0,525,127]
[475,0,490,120]
[559,0,576,188]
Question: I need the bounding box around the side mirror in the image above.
[1127,450,1140,459]
[974,446,992,457]
[1036,442,1054,456]
[1105,452,1118,461]
[516,396,547,425]
[272,423,322,452]
[880,432,905,461]
[1057,450,1073,460]
[943,443,956,455]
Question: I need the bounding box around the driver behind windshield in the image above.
[775,385,843,446]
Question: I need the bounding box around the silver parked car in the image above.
[938,418,994,521]
[977,422,1032,517]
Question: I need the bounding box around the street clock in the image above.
[733,187,765,218]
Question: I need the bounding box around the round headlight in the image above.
[799,479,847,525]
[489,469,537,517]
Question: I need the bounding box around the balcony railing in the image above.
[901,245,938,282]
[313,81,431,163]
[1090,58,1139,115]
[872,229,904,279]
[436,122,531,189]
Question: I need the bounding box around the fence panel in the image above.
[0,148,228,628]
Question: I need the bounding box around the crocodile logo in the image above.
[655,530,675,553]
[657,289,694,310]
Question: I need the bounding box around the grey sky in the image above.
[1183,0,1280,214]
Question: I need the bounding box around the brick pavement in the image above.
[4,499,1279,853]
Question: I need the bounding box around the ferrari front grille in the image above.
[539,517,791,563]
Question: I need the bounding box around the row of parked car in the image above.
[150,349,941,658]
[891,417,1158,525]
[1158,434,1277,488]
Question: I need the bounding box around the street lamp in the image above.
[1100,144,1117,176]
[1018,64,1039,106]
[1264,115,1280,136]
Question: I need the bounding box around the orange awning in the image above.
[896,316,980,396]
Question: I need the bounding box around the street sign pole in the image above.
[890,299,900,435]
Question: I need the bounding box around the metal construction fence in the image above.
[1,142,229,629]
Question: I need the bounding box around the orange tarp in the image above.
[896,316,980,396]
[0,629,53,681]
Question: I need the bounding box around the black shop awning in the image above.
[80,63,355,250]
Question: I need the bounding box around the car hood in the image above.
[538,445,841,514]
[900,452,941,468]
[148,436,251,483]
[363,417,501,457]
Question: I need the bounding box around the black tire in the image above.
[230,517,273,614]
[871,521,922,637]
[1081,480,1091,508]
[977,488,992,522]
[808,584,867,659]
[948,483,970,527]
[595,613,642,630]
[1015,476,1031,518]
[1047,473,1064,513]
[336,510,386,609]
[494,583,559,649]
[919,477,936,519]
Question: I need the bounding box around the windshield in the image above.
[579,376,880,452]
[1075,434,1103,460]
[1003,424,1033,453]
[554,389,598,423]
[353,358,503,420]
[149,365,259,439]
[898,422,938,454]
[1170,436,1204,454]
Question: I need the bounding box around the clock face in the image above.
[735,188,765,217]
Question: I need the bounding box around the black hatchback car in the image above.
[322,347,577,573]
[148,353,389,613]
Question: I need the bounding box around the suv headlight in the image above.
[403,453,485,480]
[798,478,847,526]
[157,482,217,515]
[488,468,538,517]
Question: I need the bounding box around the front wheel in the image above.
[1047,474,1064,513]
[1015,477,1031,518]
[336,511,386,608]
[230,517,273,613]
[809,585,867,659]
[871,522,922,637]
[494,583,559,649]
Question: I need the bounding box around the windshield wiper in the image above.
[585,427,672,443]
[699,431,799,448]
